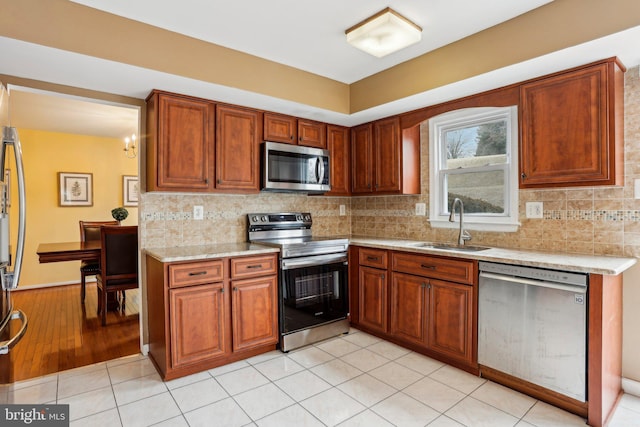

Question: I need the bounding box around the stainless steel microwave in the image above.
[262,141,330,193]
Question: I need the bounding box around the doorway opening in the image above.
[6,85,142,381]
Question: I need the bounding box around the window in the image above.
[429,106,519,232]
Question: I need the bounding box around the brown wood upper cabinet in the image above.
[263,112,297,143]
[298,119,326,148]
[215,104,262,193]
[351,117,419,195]
[146,90,215,192]
[519,58,625,188]
[324,125,351,196]
[264,112,327,148]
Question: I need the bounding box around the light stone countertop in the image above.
[144,237,637,275]
[144,242,279,263]
[349,237,637,276]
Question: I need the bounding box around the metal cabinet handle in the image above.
[421,264,436,270]
[521,172,527,180]
[188,271,208,276]
[381,274,385,279]
[246,264,263,269]
[366,256,380,261]
[233,287,238,291]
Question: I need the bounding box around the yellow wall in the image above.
[11,129,138,287]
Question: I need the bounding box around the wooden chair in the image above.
[79,220,119,303]
[96,225,138,326]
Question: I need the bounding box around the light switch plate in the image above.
[415,203,426,216]
[193,205,204,220]
[339,205,346,216]
[526,202,543,219]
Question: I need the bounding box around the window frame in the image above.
[428,106,520,232]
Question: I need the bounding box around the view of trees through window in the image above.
[443,119,507,214]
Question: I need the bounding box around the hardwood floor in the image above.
[8,282,140,382]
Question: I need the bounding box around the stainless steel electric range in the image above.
[248,212,349,352]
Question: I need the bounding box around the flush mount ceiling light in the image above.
[345,7,422,58]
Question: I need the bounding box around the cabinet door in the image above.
[325,125,351,196]
[216,105,262,192]
[390,272,427,346]
[170,283,229,368]
[298,119,326,148]
[374,117,402,193]
[427,280,473,363]
[358,265,388,334]
[351,123,374,194]
[150,92,215,191]
[264,112,296,143]
[520,62,619,187]
[231,275,278,351]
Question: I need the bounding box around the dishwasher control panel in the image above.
[479,261,588,287]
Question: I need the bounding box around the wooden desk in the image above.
[37,241,100,264]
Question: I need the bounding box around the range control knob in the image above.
[296,214,303,221]
[261,215,268,222]
[251,216,259,222]
[304,214,311,221]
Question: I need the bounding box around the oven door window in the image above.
[281,261,348,333]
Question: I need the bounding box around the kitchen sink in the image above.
[409,242,491,252]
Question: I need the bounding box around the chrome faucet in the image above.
[449,198,471,246]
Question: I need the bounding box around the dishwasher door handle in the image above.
[479,271,587,294]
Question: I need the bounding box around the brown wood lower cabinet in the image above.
[147,253,278,380]
[390,272,427,346]
[231,275,278,352]
[170,283,229,367]
[353,246,478,373]
[358,266,388,334]
[427,280,474,363]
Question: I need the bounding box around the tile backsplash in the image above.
[140,66,640,258]
[140,192,351,249]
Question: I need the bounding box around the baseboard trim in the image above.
[622,377,640,398]
[12,280,91,291]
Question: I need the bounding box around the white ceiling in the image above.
[2,0,640,138]
[69,0,553,84]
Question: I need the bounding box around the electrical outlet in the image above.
[525,202,543,219]
[635,179,640,199]
[339,205,346,216]
[193,205,204,220]
[415,203,426,216]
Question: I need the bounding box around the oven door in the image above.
[280,253,348,334]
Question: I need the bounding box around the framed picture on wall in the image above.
[123,175,139,207]
[58,172,93,207]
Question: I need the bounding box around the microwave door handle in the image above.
[316,157,325,184]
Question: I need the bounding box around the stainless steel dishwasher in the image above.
[478,261,588,402]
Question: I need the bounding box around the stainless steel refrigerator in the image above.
[0,83,28,384]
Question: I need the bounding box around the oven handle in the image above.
[281,253,348,270]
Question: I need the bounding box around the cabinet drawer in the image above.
[231,254,277,279]
[358,248,388,269]
[391,252,475,285]
[169,260,225,288]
